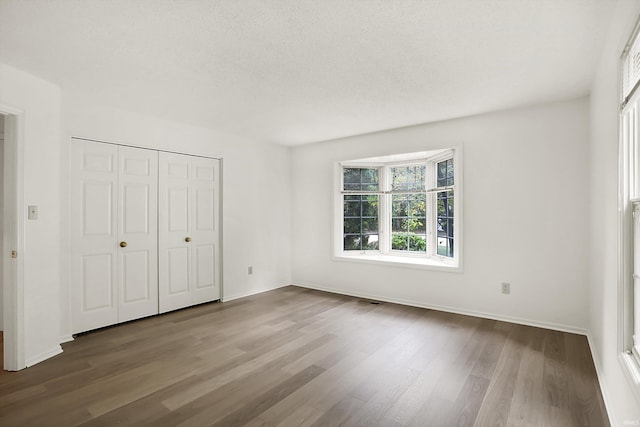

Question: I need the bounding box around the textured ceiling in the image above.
[0,0,616,145]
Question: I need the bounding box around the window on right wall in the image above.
[619,14,640,396]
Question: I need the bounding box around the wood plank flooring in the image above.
[0,286,609,426]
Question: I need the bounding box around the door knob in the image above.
[120,241,127,248]
[185,237,192,243]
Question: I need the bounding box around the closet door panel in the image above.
[195,245,215,290]
[159,152,220,312]
[121,251,150,302]
[169,187,189,231]
[81,254,114,311]
[70,140,118,333]
[117,146,159,323]
[159,153,193,313]
[168,248,189,294]
[191,156,220,303]
[82,181,114,236]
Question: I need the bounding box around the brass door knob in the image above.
[120,241,127,248]
[185,237,192,243]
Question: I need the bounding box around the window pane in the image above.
[392,233,408,250]
[361,168,378,186]
[437,158,454,187]
[437,218,448,237]
[409,235,427,251]
[343,167,379,191]
[362,197,378,216]
[341,168,379,252]
[411,221,426,235]
[344,168,361,184]
[391,192,426,253]
[344,218,361,234]
[392,218,408,233]
[344,200,361,217]
[437,198,445,216]
[391,165,426,191]
[437,237,453,257]
[342,194,379,251]
[392,233,426,252]
[437,161,447,186]
[412,195,426,217]
[393,198,408,217]
[344,235,361,251]
[436,189,454,257]
[447,160,454,179]
[364,235,379,250]
[362,218,378,234]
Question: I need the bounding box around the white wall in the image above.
[291,98,590,332]
[59,94,292,338]
[589,1,640,425]
[0,63,62,366]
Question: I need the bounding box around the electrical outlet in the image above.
[501,282,510,294]
[248,266,253,275]
[28,205,38,220]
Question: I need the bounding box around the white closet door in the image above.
[117,146,159,323]
[190,156,220,305]
[159,152,220,313]
[158,153,192,312]
[70,140,119,333]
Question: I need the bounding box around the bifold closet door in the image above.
[70,141,118,333]
[158,152,220,313]
[70,140,158,334]
[117,146,158,323]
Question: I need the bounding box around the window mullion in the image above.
[380,165,390,255]
[426,160,436,257]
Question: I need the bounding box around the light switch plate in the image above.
[28,205,38,220]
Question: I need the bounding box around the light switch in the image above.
[28,205,38,220]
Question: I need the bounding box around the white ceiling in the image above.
[0,0,616,146]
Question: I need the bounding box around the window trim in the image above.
[332,148,463,272]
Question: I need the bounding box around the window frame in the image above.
[333,148,463,272]
[618,13,640,402]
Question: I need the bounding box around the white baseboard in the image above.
[586,333,616,427]
[59,334,74,344]
[222,282,291,302]
[25,345,63,368]
[292,282,588,335]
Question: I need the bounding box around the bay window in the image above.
[334,149,462,270]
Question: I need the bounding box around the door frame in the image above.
[1,105,26,371]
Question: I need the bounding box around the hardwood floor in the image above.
[0,286,609,426]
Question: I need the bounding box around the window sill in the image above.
[620,351,640,404]
[333,253,462,272]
